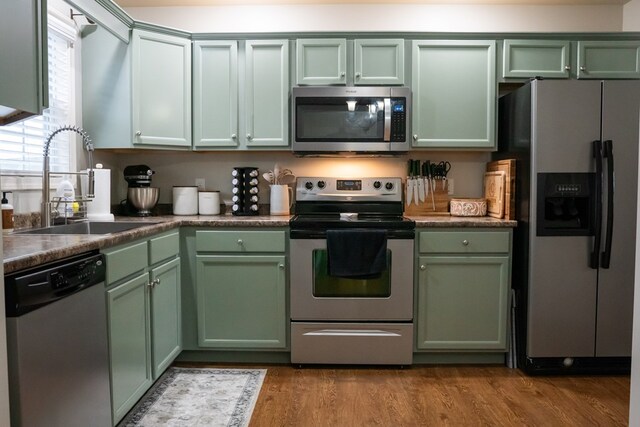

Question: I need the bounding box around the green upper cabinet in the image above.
[412,40,496,149]
[193,40,239,148]
[296,38,405,86]
[131,29,192,147]
[244,40,289,147]
[82,26,192,149]
[354,39,405,85]
[0,0,48,125]
[577,41,640,79]
[502,39,571,79]
[296,38,347,85]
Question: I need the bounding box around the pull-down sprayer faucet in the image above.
[41,125,95,227]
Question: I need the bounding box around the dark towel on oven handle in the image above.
[326,229,388,279]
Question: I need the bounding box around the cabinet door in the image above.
[354,39,404,85]
[245,40,289,147]
[0,0,47,124]
[193,41,239,148]
[416,256,510,351]
[296,38,346,85]
[196,255,287,349]
[131,29,192,147]
[502,39,570,79]
[107,272,152,424]
[150,257,181,379]
[577,41,640,79]
[412,40,496,149]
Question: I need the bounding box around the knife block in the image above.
[404,179,450,216]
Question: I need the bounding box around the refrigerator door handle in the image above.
[601,139,614,269]
[591,139,603,269]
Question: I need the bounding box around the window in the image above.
[0,11,76,175]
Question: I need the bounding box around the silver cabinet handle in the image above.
[413,134,418,141]
[135,131,142,136]
[237,239,243,245]
[278,264,285,269]
[154,278,161,286]
[246,134,252,140]
[580,66,586,71]
[355,72,361,78]
[564,65,571,71]
[231,134,237,139]
[462,239,469,246]
[420,265,426,270]
[147,281,154,288]
[340,71,345,77]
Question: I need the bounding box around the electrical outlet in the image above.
[447,179,455,195]
[195,178,206,190]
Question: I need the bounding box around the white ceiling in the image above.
[114,0,629,7]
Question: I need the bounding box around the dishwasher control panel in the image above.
[4,251,106,316]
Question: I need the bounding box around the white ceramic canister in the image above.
[198,191,220,215]
[269,184,293,216]
[172,186,198,215]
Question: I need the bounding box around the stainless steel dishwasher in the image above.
[4,251,111,427]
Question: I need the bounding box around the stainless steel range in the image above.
[289,177,415,365]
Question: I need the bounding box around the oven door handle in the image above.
[304,329,403,337]
[384,98,391,142]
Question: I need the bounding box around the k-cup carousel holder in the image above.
[231,167,259,216]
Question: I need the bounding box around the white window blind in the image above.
[0,13,76,174]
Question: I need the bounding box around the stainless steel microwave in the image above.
[291,86,411,154]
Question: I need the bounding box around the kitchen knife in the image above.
[406,160,413,206]
[417,161,425,203]
[413,160,424,206]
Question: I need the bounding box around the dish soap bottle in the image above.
[56,178,75,218]
[2,191,14,233]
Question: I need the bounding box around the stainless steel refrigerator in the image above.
[496,79,639,374]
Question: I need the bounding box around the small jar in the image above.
[198,191,220,215]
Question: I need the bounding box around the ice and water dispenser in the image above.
[536,173,596,236]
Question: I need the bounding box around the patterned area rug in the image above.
[119,367,266,427]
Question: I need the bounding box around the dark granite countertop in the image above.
[3,214,515,274]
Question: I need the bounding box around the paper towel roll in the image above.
[81,166,114,221]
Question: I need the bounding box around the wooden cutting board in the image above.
[486,159,516,220]
[484,171,506,219]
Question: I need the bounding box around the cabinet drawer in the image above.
[104,241,148,283]
[195,230,286,253]
[149,231,179,265]
[419,231,510,254]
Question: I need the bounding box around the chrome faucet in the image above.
[41,125,95,227]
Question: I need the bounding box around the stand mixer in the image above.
[122,165,159,216]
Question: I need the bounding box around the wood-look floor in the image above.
[217,364,629,426]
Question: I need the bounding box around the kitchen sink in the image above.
[15,221,161,235]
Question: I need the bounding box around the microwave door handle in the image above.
[384,98,391,142]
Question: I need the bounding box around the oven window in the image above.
[296,97,385,141]
[312,249,391,297]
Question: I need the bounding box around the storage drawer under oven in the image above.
[291,322,413,365]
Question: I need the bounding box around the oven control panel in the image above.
[296,177,402,202]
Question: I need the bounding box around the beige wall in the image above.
[95,150,490,208]
[124,4,624,33]
[624,0,640,30]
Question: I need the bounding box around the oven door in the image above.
[290,238,413,321]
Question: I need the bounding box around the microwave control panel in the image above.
[390,99,406,142]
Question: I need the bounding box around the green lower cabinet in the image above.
[150,257,182,379]
[196,255,287,349]
[107,272,153,423]
[416,255,510,351]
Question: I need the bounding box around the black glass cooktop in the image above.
[290,214,415,230]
